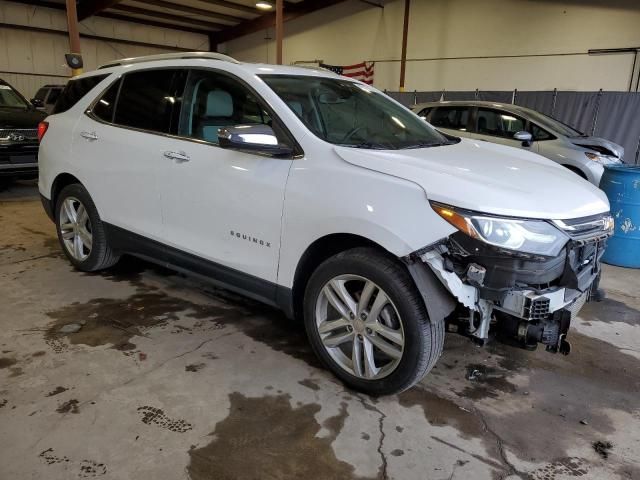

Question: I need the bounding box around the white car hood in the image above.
[335,138,610,220]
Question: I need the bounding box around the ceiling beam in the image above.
[98,11,213,34]
[77,0,123,21]
[134,0,245,23]
[195,0,261,16]
[8,0,214,35]
[109,4,227,30]
[211,0,349,44]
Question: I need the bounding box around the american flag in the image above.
[320,61,375,85]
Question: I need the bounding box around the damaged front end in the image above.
[406,204,614,355]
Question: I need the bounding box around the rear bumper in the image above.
[0,143,39,177]
[40,193,54,222]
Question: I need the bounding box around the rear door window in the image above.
[476,108,526,138]
[430,107,470,131]
[52,74,108,114]
[114,69,181,134]
[46,87,62,106]
[34,88,48,101]
[90,79,121,123]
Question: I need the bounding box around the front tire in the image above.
[303,247,444,395]
[55,184,120,271]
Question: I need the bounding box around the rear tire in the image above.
[55,184,120,271]
[303,247,444,395]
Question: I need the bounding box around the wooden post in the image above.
[276,0,284,65]
[399,0,410,92]
[65,0,83,76]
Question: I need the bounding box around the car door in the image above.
[466,107,538,152]
[426,106,472,138]
[157,68,295,289]
[72,69,184,242]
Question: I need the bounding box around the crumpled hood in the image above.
[334,138,610,220]
[569,136,624,159]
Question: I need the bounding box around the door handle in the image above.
[80,131,98,141]
[164,150,190,163]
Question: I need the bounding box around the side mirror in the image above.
[30,98,44,108]
[513,130,533,146]
[218,125,293,157]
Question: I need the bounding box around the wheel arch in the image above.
[51,173,84,212]
[288,233,398,321]
[561,164,588,180]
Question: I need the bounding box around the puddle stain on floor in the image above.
[44,293,232,351]
[187,392,374,480]
[580,297,640,326]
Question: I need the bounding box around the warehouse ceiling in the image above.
[15,0,350,44]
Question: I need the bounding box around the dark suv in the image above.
[0,79,47,188]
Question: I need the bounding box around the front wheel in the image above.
[303,247,444,395]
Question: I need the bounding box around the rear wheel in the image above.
[304,247,444,395]
[55,184,120,271]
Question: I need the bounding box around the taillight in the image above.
[37,121,49,142]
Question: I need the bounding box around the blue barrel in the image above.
[600,165,640,268]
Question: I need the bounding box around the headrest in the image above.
[206,90,233,117]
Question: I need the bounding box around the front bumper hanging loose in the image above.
[414,228,608,355]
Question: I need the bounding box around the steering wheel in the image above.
[341,126,366,143]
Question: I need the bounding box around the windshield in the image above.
[524,108,584,138]
[0,83,29,109]
[261,75,449,149]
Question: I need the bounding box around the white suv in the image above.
[38,53,613,395]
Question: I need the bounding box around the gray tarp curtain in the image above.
[387,90,640,164]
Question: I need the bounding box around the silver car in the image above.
[412,100,623,185]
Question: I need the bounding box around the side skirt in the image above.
[103,223,294,317]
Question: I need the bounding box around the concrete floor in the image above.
[1,181,639,480]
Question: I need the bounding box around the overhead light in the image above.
[256,1,273,10]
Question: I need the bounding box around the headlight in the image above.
[584,152,621,165]
[431,202,569,256]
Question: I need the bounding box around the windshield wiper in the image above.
[338,141,395,150]
[400,141,448,149]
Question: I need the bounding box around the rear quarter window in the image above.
[52,75,108,114]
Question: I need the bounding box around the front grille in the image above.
[0,128,38,141]
[524,296,550,320]
[566,292,589,320]
[553,213,614,241]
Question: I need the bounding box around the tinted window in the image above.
[91,79,121,123]
[46,87,62,105]
[430,107,469,131]
[0,83,29,109]
[529,123,553,141]
[34,88,47,101]
[179,70,274,144]
[114,69,178,134]
[262,75,447,150]
[417,107,432,119]
[476,108,525,138]
[53,74,108,114]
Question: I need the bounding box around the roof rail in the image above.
[98,52,239,70]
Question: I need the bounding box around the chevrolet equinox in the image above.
[38,53,613,395]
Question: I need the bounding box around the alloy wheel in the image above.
[59,196,92,261]
[314,274,405,380]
